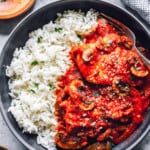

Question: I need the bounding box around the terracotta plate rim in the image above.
[0,0,35,19]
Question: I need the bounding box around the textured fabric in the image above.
[121,0,150,24]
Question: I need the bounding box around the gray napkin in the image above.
[121,0,150,24]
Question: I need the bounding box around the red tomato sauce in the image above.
[54,18,150,150]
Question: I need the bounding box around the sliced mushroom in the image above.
[103,35,113,47]
[55,133,87,149]
[96,33,120,52]
[106,141,112,150]
[97,128,112,141]
[79,102,95,111]
[69,79,85,99]
[138,46,146,52]
[120,35,133,49]
[82,43,95,62]
[131,66,149,77]
[84,141,112,150]
[112,77,130,96]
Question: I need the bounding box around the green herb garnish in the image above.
[55,27,63,32]
[100,115,105,120]
[30,89,36,94]
[34,82,39,89]
[31,60,39,66]
[48,83,55,90]
[115,60,119,64]
[93,91,100,97]
[134,66,141,71]
[130,76,135,82]
[37,36,42,43]
[77,34,83,40]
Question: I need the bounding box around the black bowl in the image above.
[0,0,150,150]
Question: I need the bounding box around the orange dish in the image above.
[54,18,150,149]
[0,0,35,19]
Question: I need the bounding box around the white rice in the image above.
[6,9,99,150]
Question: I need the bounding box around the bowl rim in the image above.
[0,0,150,150]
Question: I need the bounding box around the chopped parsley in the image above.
[93,91,100,97]
[54,27,63,32]
[37,36,42,43]
[77,34,83,40]
[134,66,141,71]
[115,60,119,64]
[34,82,39,89]
[130,76,135,82]
[100,115,105,120]
[30,89,36,94]
[31,60,39,66]
[48,83,55,90]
